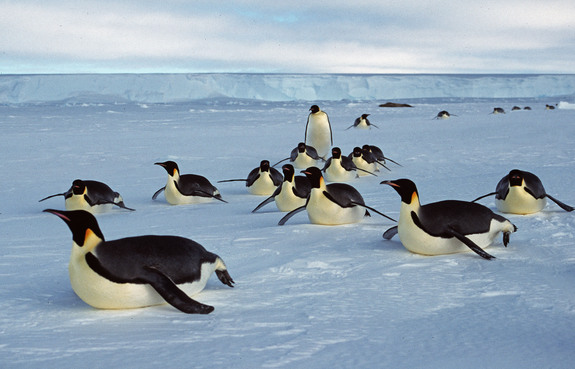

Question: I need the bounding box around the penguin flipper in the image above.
[252,195,275,213]
[271,157,289,167]
[143,266,215,314]
[448,227,495,260]
[38,193,66,202]
[278,205,307,225]
[152,187,165,200]
[356,168,378,177]
[383,226,398,240]
[351,202,397,222]
[217,179,248,183]
[545,194,575,212]
[383,156,402,167]
[113,201,136,211]
[471,192,497,203]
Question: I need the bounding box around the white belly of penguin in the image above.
[65,194,114,213]
[248,174,278,196]
[397,206,503,256]
[306,189,364,225]
[293,153,319,169]
[275,183,306,212]
[496,186,546,214]
[324,161,357,182]
[69,247,216,310]
[164,179,212,205]
[356,120,369,129]
[306,118,331,158]
[352,157,377,176]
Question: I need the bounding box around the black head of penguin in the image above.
[297,142,306,153]
[381,179,419,205]
[352,147,362,158]
[155,161,179,177]
[302,167,323,189]
[71,180,87,195]
[309,105,320,114]
[361,114,370,119]
[260,160,271,172]
[282,164,295,182]
[43,209,105,246]
[508,169,524,187]
[331,147,342,159]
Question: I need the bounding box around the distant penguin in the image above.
[382,179,517,260]
[305,105,333,159]
[524,106,532,110]
[39,179,134,213]
[272,142,324,169]
[252,164,311,212]
[546,104,556,110]
[434,110,455,119]
[323,147,374,182]
[218,160,283,196]
[346,114,378,129]
[153,161,226,205]
[44,209,234,314]
[472,169,574,214]
[348,146,378,175]
[491,107,505,114]
[512,106,522,111]
[278,167,395,226]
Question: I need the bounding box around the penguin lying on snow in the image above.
[278,167,395,226]
[272,142,325,169]
[44,209,234,314]
[472,169,574,214]
[346,114,378,129]
[322,147,376,182]
[218,160,283,196]
[39,179,134,213]
[305,105,333,159]
[362,144,402,168]
[153,161,226,204]
[434,110,456,119]
[252,164,311,213]
[382,179,517,260]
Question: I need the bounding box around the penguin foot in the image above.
[216,270,235,288]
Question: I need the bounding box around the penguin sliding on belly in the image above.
[252,164,311,213]
[44,209,234,314]
[218,160,283,196]
[153,161,226,205]
[305,105,333,159]
[278,167,395,226]
[472,169,574,214]
[272,142,325,169]
[39,179,134,213]
[346,114,379,130]
[323,147,376,182]
[382,179,517,260]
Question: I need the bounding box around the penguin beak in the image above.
[154,162,165,167]
[380,180,399,188]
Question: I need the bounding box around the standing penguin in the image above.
[382,179,517,260]
[44,209,234,314]
[305,105,333,159]
[346,114,378,130]
[272,142,325,169]
[218,160,283,196]
[252,164,311,212]
[278,167,395,226]
[472,169,574,214]
[39,179,134,213]
[153,161,226,204]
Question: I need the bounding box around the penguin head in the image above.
[381,179,419,205]
[361,114,370,119]
[331,147,342,159]
[508,169,524,187]
[155,161,180,177]
[309,105,320,114]
[44,209,105,247]
[302,167,324,189]
[282,164,295,182]
[71,179,87,195]
[352,147,362,158]
[297,142,306,153]
[361,144,372,153]
[259,160,271,172]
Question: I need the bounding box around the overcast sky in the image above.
[1,0,574,74]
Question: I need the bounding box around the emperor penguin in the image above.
[472,169,574,214]
[382,179,517,260]
[491,107,505,114]
[278,167,395,226]
[272,142,324,169]
[434,110,455,119]
[153,161,226,205]
[305,105,333,159]
[252,164,311,212]
[323,147,375,182]
[218,160,283,196]
[362,144,402,168]
[348,147,378,175]
[346,114,378,129]
[39,179,134,213]
[44,209,234,314]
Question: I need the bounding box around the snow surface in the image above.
[1,74,575,368]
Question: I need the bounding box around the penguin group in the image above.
[37,101,573,316]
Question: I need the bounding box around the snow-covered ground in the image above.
[1,74,575,368]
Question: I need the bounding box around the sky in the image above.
[1,0,574,74]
